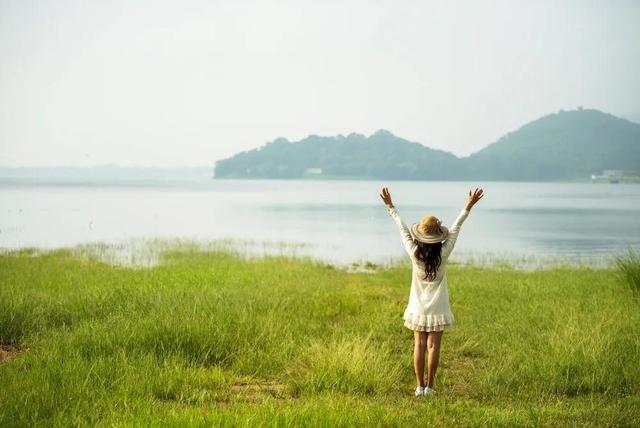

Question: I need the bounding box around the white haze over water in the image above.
[1,0,639,167]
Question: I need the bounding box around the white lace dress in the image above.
[387,206,470,332]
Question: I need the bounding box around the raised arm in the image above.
[380,187,417,256]
[442,187,484,258]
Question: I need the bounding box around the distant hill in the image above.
[0,165,213,181]
[459,108,640,180]
[214,108,640,181]
[213,130,461,180]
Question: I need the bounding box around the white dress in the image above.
[387,205,470,332]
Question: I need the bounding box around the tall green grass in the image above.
[0,244,638,427]
[615,247,640,294]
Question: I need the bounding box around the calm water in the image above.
[1,178,639,266]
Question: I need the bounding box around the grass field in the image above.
[1,243,639,427]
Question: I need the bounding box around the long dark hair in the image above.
[414,241,442,281]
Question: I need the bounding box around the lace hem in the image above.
[404,319,452,332]
[403,312,454,332]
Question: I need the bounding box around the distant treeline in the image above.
[0,166,213,181]
[214,109,640,181]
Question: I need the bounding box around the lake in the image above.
[1,178,639,267]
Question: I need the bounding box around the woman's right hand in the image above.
[379,187,394,208]
[465,187,484,211]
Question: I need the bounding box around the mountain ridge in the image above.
[214,108,640,181]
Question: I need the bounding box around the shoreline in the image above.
[0,237,626,271]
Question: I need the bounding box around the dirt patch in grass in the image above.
[0,345,23,364]
[231,381,290,402]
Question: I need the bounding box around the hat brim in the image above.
[410,223,449,244]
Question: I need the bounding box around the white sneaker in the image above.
[414,386,425,396]
[423,387,437,395]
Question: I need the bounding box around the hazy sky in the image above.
[1,0,639,167]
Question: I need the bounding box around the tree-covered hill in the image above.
[214,109,640,181]
[459,108,640,180]
[214,130,461,180]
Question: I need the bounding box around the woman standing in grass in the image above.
[380,186,484,396]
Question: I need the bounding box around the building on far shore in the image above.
[591,169,639,183]
[303,167,323,176]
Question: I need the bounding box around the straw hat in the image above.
[410,215,449,244]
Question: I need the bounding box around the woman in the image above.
[379,186,484,396]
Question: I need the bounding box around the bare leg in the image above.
[426,330,443,388]
[413,331,428,388]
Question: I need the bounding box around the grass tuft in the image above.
[615,247,640,294]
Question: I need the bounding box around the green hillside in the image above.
[214,109,640,181]
[214,130,461,180]
[461,108,640,181]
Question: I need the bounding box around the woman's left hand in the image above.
[379,187,394,208]
[465,187,484,211]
